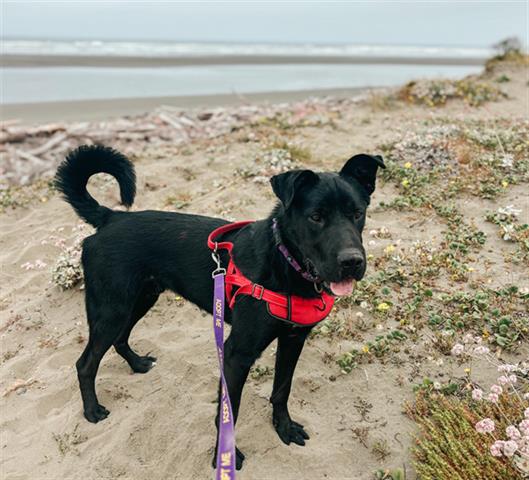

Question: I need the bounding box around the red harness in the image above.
[207,221,335,327]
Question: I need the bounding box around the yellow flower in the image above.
[482,329,490,339]
[377,302,390,312]
[501,180,509,188]
[367,254,374,260]
[401,178,410,188]
[404,162,412,169]
[362,345,370,354]
[464,368,471,375]
[384,244,395,254]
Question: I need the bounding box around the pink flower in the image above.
[519,419,529,435]
[475,418,495,433]
[451,343,464,356]
[490,440,504,457]
[498,375,509,385]
[503,440,518,457]
[490,384,503,395]
[525,407,529,419]
[487,392,499,403]
[471,388,483,400]
[506,425,521,440]
[509,374,517,384]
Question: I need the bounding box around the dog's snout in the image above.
[338,249,365,274]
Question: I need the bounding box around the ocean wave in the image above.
[2,39,494,58]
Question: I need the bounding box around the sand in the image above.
[1,63,528,480]
[1,88,367,124]
[2,54,485,68]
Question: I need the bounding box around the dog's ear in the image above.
[270,169,319,208]
[340,154,386,195]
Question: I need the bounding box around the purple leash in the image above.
[211,248,236,480]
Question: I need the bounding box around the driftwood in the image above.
[1,95,357,186]
[28,132,69,156]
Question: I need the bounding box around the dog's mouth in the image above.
[305,260,360,297]
[328,278,357,296]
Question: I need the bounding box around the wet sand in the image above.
[2,53,486,68]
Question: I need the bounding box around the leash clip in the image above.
[211,243,226,278]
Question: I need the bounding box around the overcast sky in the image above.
[2,1,527,47]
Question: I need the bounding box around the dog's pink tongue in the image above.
[330,280,356,296]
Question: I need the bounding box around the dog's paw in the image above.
[273,416,310,446]
[130,355,157,374]
[212,446,245,470]
[84,403,110,423]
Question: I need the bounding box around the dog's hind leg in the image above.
[76,303,129,423]
[114,283,160,373]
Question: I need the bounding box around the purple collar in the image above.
[271,218,321,284]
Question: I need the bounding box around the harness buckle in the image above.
[251,283,265,300]
[211,246,226,278]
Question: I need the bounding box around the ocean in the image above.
[1,40,489,104]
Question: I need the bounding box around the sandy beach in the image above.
[1,88,367,124]
[1,57,528,480]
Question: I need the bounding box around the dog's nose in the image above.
[338,249,365,274]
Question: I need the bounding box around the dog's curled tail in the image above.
[55,145,136,228]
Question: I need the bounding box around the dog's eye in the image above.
[309,212,323,223]
[354,211,364,221]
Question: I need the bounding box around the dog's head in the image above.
[271,154,385,296]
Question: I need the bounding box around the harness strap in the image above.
[207,221,253,253]
[226,274,288,310]
[208,220,335,326]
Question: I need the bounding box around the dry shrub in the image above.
[406,390,526,480]
[398,78,505,107]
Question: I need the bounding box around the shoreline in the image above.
[1,87,369,123]
[1,53,486,68]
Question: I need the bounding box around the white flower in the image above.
[451,343,465,356]
[498,205,521,217]
[473,345,490,355]
[501,154,514,168]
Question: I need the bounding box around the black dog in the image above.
[55,145,385,469]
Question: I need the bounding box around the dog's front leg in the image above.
[213,310,277,470]
[270,327,311,446]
